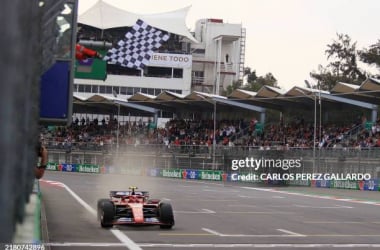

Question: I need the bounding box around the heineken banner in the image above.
[46,162,59,171]
[199,170,223,181]
[161,169,182,178]
[77,164,100,174]
[330,180,358,190]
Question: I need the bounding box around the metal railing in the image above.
[329,123,363,146]
[46,144,380,179]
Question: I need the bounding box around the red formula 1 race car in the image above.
[97,186,174,229]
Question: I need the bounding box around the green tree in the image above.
[244,67,258,83]
[243,68,277,92]
[358,39,380,77]
[310,33,366,90]
[223,67,278,96]
[224,80,241,96]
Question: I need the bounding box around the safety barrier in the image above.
[46,162,380,192]
[13,180,42,244]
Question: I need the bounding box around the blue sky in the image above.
[79,0,380,90]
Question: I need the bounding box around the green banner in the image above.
[74,49,107,80]
[77,164,100,174]
[199,170,223,181]
[330,180,359,190]
[46,162,59,171]
[161,169,182,178]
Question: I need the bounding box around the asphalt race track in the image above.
[40,171,380,250]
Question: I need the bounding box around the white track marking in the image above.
[277,229,305,237]
[60,182,96,217]
[202,228,222,236]
[201,228,303,238]
[47,180,141,250]
[174,211,210,214]
[139,243,380,248]
[303,221,380,224]
[203,189,238,192]
[228,204,257,207]
[45,242,380,248]
[201,209,216,213]
[110,229,142,250]
[174,209,216,214]
[241,186,380,206]
[294,204,353,209]
[238,195,283,199]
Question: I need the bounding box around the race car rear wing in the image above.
[109,191,149,198]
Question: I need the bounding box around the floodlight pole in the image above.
[117,103,120,154]
[298,87,316,174]
[197,94,217,170]
[318,86,322,172]
[213,100,216,170]
[313,93,316,174]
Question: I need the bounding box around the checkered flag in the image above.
[103,19,170,69]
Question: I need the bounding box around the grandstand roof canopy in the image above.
[331,77,380,104]
[78,0,198,43]
[73,93,157,116]
[73,78,380,119]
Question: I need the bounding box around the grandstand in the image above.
[42,0,380,180]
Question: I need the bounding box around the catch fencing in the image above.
[47,145,380,179]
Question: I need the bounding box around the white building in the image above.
[74,1,246,97]
[191,18,246,94]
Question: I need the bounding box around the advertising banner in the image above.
[46,162,59,171]
[199,170,223,181]
[288,179,311,186]
[184,169,199,180]
[147,52,192,68]
[363,179,378,191]
[77,164,100,174]
[61,163,76,172]
[161,169,182,178]
[315,179,330,188]
[330,180,358,190]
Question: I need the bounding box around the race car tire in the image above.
[158,202,174,229]
[97,199,114,228]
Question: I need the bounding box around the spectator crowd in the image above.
[40,115,380,152]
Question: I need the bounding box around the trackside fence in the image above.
[46,145,380,192]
